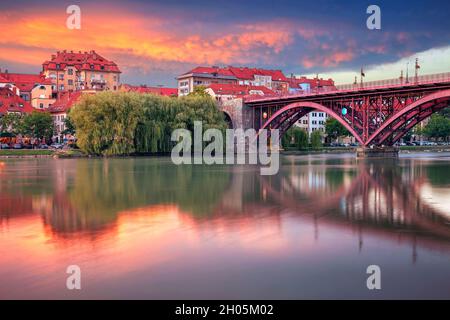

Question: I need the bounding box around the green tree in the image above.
[423,114,450,141]
[294,127,309,150]
[71,92,142,155]
[62,113,76,135]
[325,117,349,141]
[310,130,323,150]
[188,85,209,97]
[21,111,54,140]
[0,113,24,135]
[70,91,226,156]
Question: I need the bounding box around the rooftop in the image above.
[0,88,35,114]
[0,72,52,92]
[48,91,84,114]
[42,50,121,73]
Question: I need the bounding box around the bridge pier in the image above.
[356,146,399,158]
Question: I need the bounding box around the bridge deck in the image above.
[244,72,450,105]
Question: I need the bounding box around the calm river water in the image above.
[1,153,450,299]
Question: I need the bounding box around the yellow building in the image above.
[42,50,121,95]
[0,71,55,110]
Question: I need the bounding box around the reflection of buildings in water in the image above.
[1,158,449,258]
[258,160,450,262]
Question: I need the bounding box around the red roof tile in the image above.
[0,73,52,92]
[0,88,35,114]
[48,91,84,114]
[0,74,9,83]
[208,83,275,97]
[227,67,288,82]
[288,76,335,89]
[183,66,235,77]
[180,66,288,82]
[42,50,121,73]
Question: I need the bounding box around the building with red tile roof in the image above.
[48,91,87,143]
[177,66,238,96]
[177,65,289,96]
[120,84,178,97]
[287,76,336,94]
[0,70,54,110]
[206,83,275,104]
[0,87,35,115]
[42,50,121,94]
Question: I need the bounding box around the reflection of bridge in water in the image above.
[217,159,450,260]
[1,157,450,260]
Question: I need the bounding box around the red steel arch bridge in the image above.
[244,72,450,147]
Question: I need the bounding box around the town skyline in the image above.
[1,0,450,86]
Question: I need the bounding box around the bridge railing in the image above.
[336,72,450,91]
[244,72,450,103]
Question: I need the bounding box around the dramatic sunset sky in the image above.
[1,0,450,86]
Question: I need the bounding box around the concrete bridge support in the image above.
[356,146,399,158]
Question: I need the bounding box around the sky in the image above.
[1,0,450,87]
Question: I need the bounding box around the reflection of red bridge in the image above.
[245,72,450,146]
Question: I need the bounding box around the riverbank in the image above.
[282,145,450,155]
[2,145,450,158]
[0,149,85,158]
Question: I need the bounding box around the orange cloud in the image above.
[0,8,296,71]
[302,49,355,69]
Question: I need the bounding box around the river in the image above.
[1,153,450,299]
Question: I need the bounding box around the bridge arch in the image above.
[366,89,450,146]
[259,101,364,145]
[222,111,234,129]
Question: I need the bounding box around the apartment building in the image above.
[0,70,55,109]
[177,66,289,96]
[0,87,35,115]
[205,83,275,103]
[177,67,238,96]
[42,50,121,95]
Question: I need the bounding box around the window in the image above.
[56,64,60,69]
[90,64,94,69]
[59,74,64,80]
[68,80,73,86]
[100,66,105,70]
[40,103,44,109]
[68,69,73,75]
[39,85,45,90]
[59,85,64,91]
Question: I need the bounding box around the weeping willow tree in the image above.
[70,92,142,155]
[70,91,227,156]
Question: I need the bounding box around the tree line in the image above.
[69,91,227,156]
[0,111,54,141]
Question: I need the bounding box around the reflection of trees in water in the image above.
[48,159,232,234]
[1,157,449,243]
